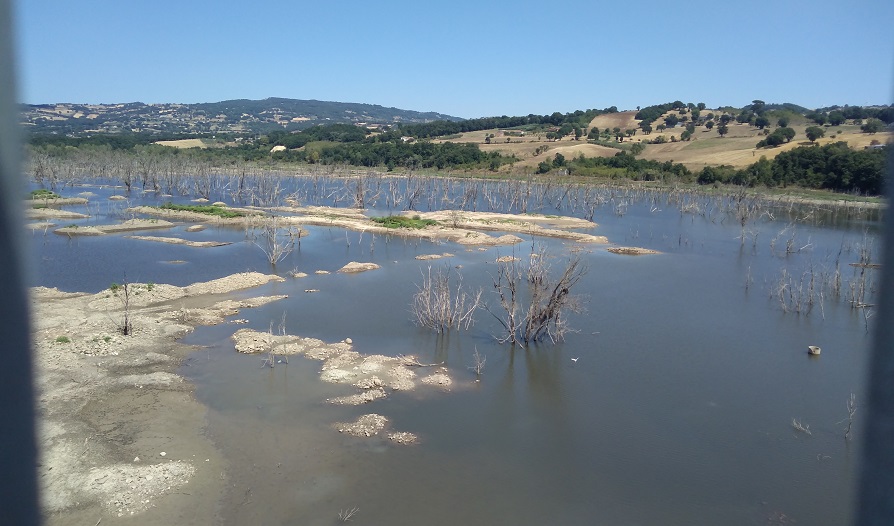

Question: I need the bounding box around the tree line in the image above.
[696,142,885,195]
[272,140,514,171]
[390,107,619,139]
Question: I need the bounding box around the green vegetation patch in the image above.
[30,189,61,199]
[370,215,438,229]
[157,202,246,218]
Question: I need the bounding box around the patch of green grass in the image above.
[30,189,60,199]
[146,281,155,291]
[55,336,71,344]
[110,283,121,293]
[370,215,438,229]
[158,202,245,218]
[104,335,112,342]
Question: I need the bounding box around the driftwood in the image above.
[397,354,444,367]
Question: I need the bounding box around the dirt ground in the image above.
[32,272,286,525]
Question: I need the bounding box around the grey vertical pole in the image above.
[0,0,40,524]
[855,143,894,523]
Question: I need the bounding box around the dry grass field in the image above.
[436,128,619,169]
[436,110,890,171]
[640,122,892,168]
[154,138,209,149]
[588,110,640,132]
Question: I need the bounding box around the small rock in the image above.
[159,452,166,457]
[345,338,353,344]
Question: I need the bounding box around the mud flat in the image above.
[32,272,285,525]
[27,208,90,220]
[606,246,661,255]
[54,219,177,236]
[125,235,232,248]
[231,328,458,442]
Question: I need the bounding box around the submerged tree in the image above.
[412,266,482,333]
[487,246,587,345]
[252,215,300,266]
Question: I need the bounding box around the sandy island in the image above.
[263,205,608,246]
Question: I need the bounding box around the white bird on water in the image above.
[571,357,579,363]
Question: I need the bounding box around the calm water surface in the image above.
[32,182,877,525]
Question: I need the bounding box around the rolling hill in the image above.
[20,97,462,136]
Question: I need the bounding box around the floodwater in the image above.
[31,180,879,525]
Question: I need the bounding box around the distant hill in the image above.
[20,97,462,136]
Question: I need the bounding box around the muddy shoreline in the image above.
[32,272,285,525]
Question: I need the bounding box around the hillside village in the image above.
[20,98,459,136]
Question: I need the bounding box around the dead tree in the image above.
[412,266,481,332]
[487,246,587,345]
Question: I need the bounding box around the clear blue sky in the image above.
[13,0,894,118]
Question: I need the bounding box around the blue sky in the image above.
[13,0,894,118]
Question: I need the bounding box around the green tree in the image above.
[717,124,729,137]
[777,116,790,127]
[664,114,679,128]
[828,111,845,126]
[552,153,566,168]
[705,121,714,130]
[807,112,827,125]
[758,127,794,148]
[758,133,784,148]
[861,118,884,134]
[754,116,770,129]
[805,126,825,142]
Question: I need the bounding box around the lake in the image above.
[31,178,879,525]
